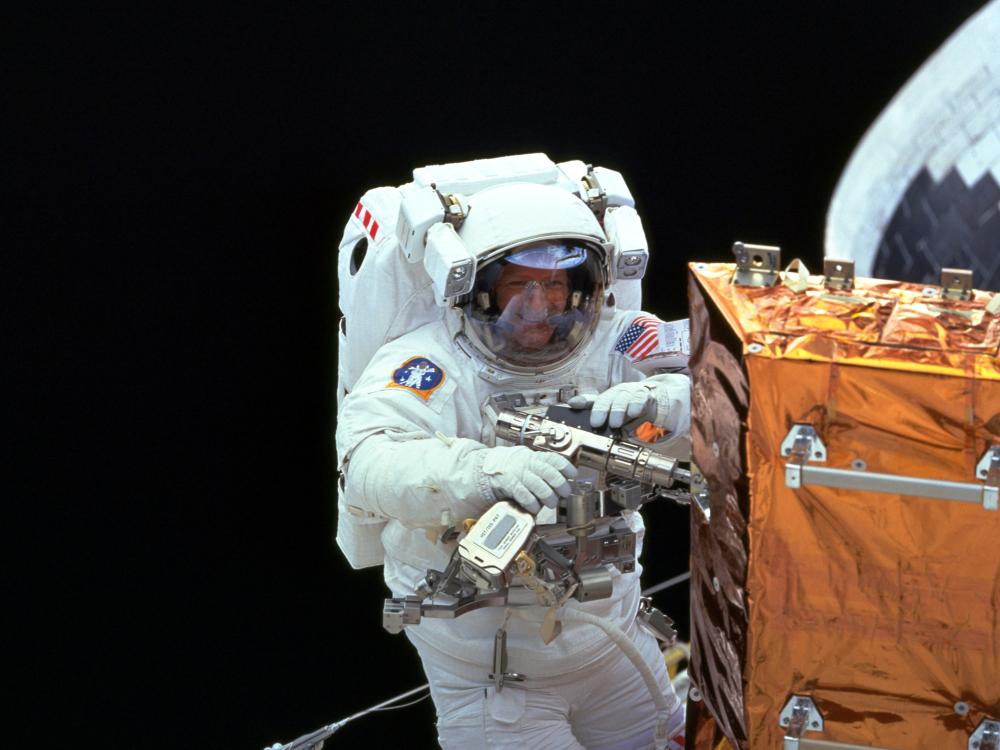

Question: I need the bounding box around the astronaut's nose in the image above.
[521,281,549,319]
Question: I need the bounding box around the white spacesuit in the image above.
[336,156,689,750]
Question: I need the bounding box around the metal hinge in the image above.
[689,461,711,522]
[978,445,1000,511]
[779,695,824,749]
[436,189,467,230]
[580,164,608,218]
[942,267,973,301]
[824,257,855,291]
[971,718,1000,750]
[732,241,781,287]
[782,424,1000,511]
[781,424,827,489]
[637,597,677,646]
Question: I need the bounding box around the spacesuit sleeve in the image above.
[639,372,691,437]
[335,338,496,530]
[341,430,495,530]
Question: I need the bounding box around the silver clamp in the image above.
[942,267,973,301]
[977,446,1000,511]
[732,241,781,287]
[779,695,824,749]
[580,164,608,218]
[971,718,1000,750]
[637,597,677,646]
[781,424,827,489]
[435,188,467,230]
[488,626,525,692]
[823,257,855,291]
[782,427,1000,511]
[382,597,423,634]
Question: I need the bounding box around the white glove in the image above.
[569,381,657,428]
[480,445,578,514]
[569,374,691,434]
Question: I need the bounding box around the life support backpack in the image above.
[335,153,648,569]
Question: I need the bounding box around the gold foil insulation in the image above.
[687,263,1000,750]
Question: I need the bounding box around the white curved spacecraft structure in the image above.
[826,0,1000,289]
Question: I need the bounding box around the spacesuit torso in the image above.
[336,303,667,676]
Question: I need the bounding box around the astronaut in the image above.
[336,162,689,749]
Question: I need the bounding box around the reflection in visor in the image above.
[460,239,605,371]
[504,243,589,270]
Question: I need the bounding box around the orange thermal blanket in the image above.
[687,263,1000,750]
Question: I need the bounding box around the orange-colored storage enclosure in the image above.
[686,262,1000,750]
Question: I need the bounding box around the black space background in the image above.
[7,3,988,748]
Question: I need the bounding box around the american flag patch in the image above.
[614,314,663,361]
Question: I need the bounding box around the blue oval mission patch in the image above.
[386,356,446,401]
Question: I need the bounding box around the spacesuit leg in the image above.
[569,624,686,750]
[411,636,586,750]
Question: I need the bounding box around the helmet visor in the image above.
[463,239,606,370]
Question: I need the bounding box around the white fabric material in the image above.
[335,156,651,569]
[337,311,650,668]
[336,301,691,744]
[558,608,670,748]
[410,619,686,750]
[481,446,578,514]
[456,182,606,260]
[569,374,691,435]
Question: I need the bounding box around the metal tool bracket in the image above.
[971,718,1000,750]
[732,241,781,287]
[942,267,973,301]
[779,695,824,749]
[781,424,827,489]
[782,424,1000,512]
[823,258,855,291]
[977,448,1000,511]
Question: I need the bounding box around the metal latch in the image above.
[978,448,1000,511]
[782,423,1000,511]
[436,189,467,230]
[489,626,525,692]
[824,258,855,291]
[781,424,827,489]
[732,241,781,287]
[971,718,1000,750]
[688,462,711,522]
[942,267,973,301]
[580,164,608,218]
[779,695,824,749]
[637,597,677,646]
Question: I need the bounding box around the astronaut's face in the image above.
[495,264,570,350]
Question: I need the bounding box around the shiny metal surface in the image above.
[494,409,683,488]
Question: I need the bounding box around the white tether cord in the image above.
[273,573,689,747]
[556,608,672,750]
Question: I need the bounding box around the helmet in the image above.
[455,183,610,373]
